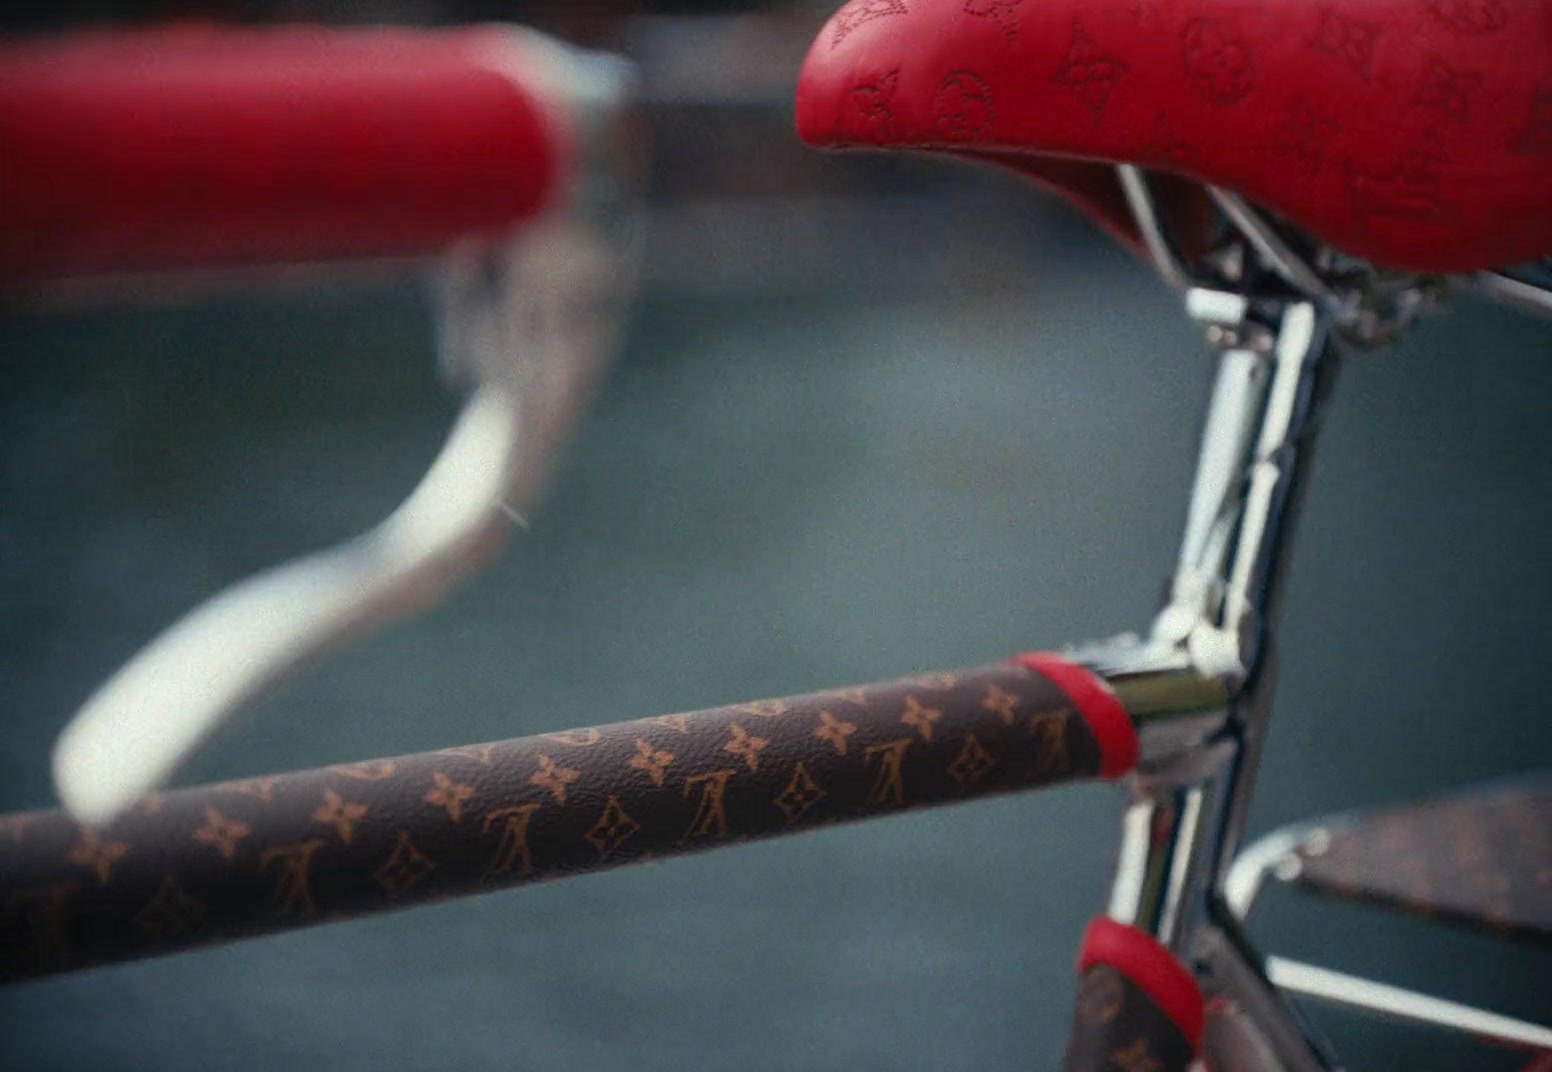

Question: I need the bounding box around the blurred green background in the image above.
[2,5,1550,1071]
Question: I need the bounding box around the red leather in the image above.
[0,25,567,281]
[1078,917,1205,1048]
[796,0,1552,273]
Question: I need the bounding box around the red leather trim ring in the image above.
[1079,917,1205,1050]
[1014,653,1138,779]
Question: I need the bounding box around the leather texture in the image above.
[796,0,1552,272]
[1293,780,1551,945]
[1197,999,1288,1072]
[1063,963,1196,1072]
[0,660,1106,983]
[0,26,564,282]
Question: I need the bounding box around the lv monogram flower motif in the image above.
[815,710,858,755]
[193,806,251,860]
[373,830,435,898]
[947,734,996,788]
[628,738,675,787]
[67,828,129,885]
[1051,20,1130,122]
[852,69,901,137]
[313,789,368,843]
[530,755,581,804]
[774,762,827,824]
[1182,18,1255,105]
[1414,55,1481,125]
[425,770,475,823]
[901,696,943,742]
[724,723,770,772]
[586,795,641,858]
[934,72,996,141]
[981,684,1020,725]
[830,0,908,49]
[1310,8,1382,81]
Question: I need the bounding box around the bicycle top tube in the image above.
[0,655,1226,984]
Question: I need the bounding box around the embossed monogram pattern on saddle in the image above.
[0,661,1106,982]
[795,0,1552,273]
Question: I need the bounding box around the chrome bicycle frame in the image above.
[1099,169,1552,1071]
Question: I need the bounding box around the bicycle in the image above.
[1,5,1549,1070]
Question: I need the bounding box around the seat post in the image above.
[1100,294,1343,1071]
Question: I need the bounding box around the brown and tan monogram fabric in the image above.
[1064,964,1195,1072]
[1,660,1109,983]
[1293,780,1551,945]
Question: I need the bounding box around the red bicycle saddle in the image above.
[796,0,1552,273]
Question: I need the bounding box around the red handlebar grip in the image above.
[0,25,569,281]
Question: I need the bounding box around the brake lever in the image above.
[51,41,639,826]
